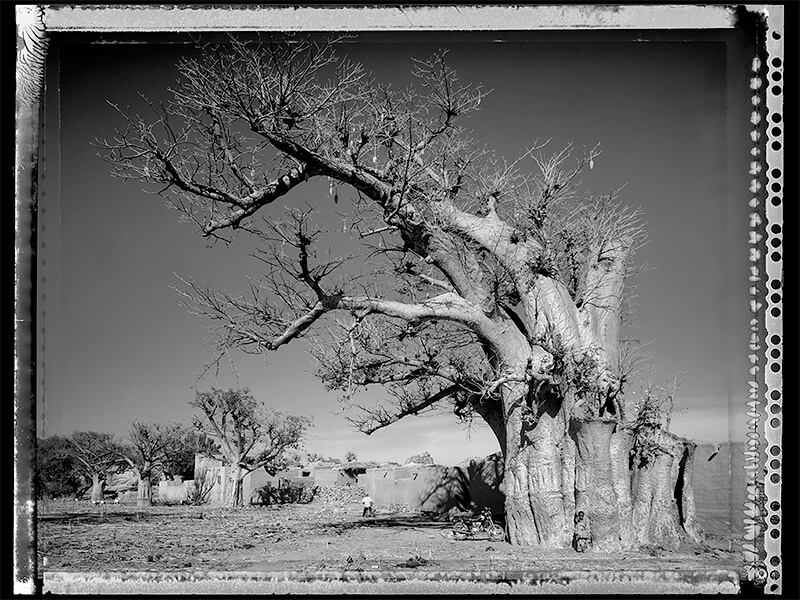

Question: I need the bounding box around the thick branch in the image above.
[255,128,393,202]
[578,236,633,368]
[342,292,469,322]
[201,163,313,235]
[356,383,465,435]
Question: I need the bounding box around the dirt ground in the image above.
[36,499,743,579]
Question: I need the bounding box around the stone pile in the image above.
[313,485,366,504]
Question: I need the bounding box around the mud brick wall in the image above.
[363,465,468,512]
[313,468,339,486]
[158,479,189,504]
[118,490,139,504]
[194,454,279,506]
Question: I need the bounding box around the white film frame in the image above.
[14,4,784,595]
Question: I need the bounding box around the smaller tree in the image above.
[36,436,85,499]
[161,427,221,481]
[190,387,313,507]
[282,448,309,467]
[626,371,703,546]
[120,422,186,507]
[406,451,435,465]
[344,451,358,463]
[65,431,128,502]
[306,451,325,463]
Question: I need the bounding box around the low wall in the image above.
[194,455,278,506]
[313,468,339,486]
[363,465,467,512]
[117,490,139,504]
[158,479,190,504]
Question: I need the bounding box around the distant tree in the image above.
[161,427,221,480]
[118,422,186,507]
[35,436,86,499]
[406,451,435,465]
[305,451,325,463]
[282,448,311,467]
[190,387,313,507]
[344,451,358,463]
[65,431,128,502]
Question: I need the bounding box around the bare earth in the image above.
[37,499,743,591]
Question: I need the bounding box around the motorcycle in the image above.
[452,507,505,541]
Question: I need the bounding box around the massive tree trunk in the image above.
[228,466,245,508]
[500,372,568,547]
[137,474,153,508]
[90,474,105,503]
[609,427,636,548]
[571,417,622,551]
[676,441,704,544]
[630,432,704,549]
[631,446,682,549]
[504,390,570,547]
[493,376,701,551]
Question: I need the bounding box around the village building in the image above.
[152,443,746,541]
[172,455,371,506]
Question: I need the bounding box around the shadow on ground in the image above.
[38,508,208,525]
[312,513,454,536]
[38,512,156,525]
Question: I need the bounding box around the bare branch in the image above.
[99,35,652,453]
[351,383,465,434]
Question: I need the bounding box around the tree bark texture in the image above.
[137,475,153,508]
[228,466,245,508]
[494,394,702,551]
[90,474,104,503]
[676,441,704,544]
[571,418,621,552]
[609,428,635,548]
[631,449,681,549]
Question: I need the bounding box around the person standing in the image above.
[362,494,374,517]
[573,511,592,552]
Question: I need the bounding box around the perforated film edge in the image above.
[762,4,783,596]
[742,25,767,587]
[743,41,765,583]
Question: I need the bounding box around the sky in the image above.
[38,30,754,466]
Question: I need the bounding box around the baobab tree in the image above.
[36,435,86,499]
[99,36,702,549]
[120,421,185,507]
[161,427,221,481]
[190,387,313,507]
[65,431,128,503]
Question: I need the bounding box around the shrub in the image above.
[186,468,216,505]
[253,479,317,505]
